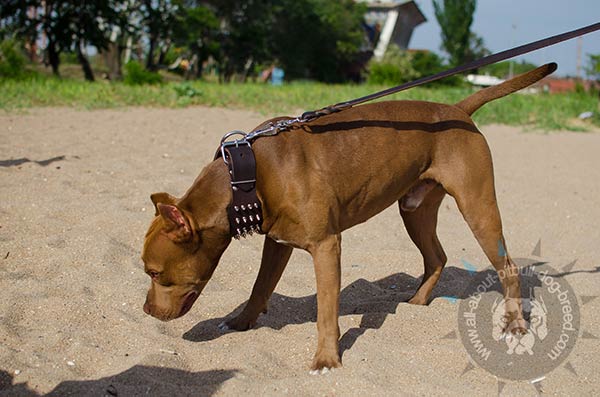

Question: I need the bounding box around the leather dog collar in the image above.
[215,133,263,239]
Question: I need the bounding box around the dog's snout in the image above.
[143,301,151,315]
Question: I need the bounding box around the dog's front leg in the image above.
[222,236,293,331]
[309,234,342,372]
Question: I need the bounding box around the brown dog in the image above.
[142,63,556,372]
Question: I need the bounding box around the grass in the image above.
[1,75,599,131]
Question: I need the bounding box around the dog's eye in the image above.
[148,270,160,279]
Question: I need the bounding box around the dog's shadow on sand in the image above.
[184,260,600,356]
[0,367,237,396]
[183,264,554,356]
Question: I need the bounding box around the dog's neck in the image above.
[180,159,232,235]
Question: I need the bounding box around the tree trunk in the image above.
[47,39,60,77]
[26,6,39,62]
[241,57,254,83]
[157,40,170,67]
[76,41,95,82]
[103,42,122,80]
[192,53,202,79]
[146,35,157,71]
[103,27,122,80]
[43,2,59,76]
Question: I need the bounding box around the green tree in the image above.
[294,0,365,82]
[1,0,42,62]
[100,1,142,81]
[1,1,121,80]
[586,54,600,81]
[140,0,178,71]
[171,3,220,78]
[433,0,486,67]
[207,0,365,83]
[207,0,278,82]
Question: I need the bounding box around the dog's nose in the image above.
[143,301,151,315]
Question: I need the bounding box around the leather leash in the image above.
[301,22,600,121]
[217,22,600,239]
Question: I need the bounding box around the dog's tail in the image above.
[455,62,557,116]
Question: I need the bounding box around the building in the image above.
[359,0,426,60]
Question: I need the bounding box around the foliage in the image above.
[0,40,28,79]
[367,48,462,86]
[0,0,122,80]
[433,0,488,67]
[1,0,494,84]
[465,31,490,64]
[367,46,418,85]
[585,54,600,81]
[411,51,445,76]
[288,0,366,82]
[140,0,178,70]
[123,60,163,85]
[171,3,220,77]
[0,0,378,83]
[173,82,202,97]
[209,0,366,82]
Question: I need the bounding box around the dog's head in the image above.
[141,190,231,321]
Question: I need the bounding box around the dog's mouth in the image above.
[179,291,199,317]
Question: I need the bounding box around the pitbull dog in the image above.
[142,63,557,371]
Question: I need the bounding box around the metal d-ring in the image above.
[220,130,247,144]
[220,130,249,165]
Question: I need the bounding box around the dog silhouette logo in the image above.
[456,260,581,382]
[491,295,548,355]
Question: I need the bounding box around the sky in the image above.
[409,0,600,77]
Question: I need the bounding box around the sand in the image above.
[0,106,599,396]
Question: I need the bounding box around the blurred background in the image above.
[1,0,598,83]
[1,1,599,129]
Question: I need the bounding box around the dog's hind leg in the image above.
[442,139,526,334]
[222,236,293,331]
[400,183,448,305]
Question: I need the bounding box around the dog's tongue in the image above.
[180,291,199,317]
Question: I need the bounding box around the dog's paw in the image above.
[309,367,334,375]
[218,313,258,332]
[310,353,342,374]
[506,318,528,335]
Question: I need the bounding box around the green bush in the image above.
[367,45,418,85]
[367,46,463,87]
[411,51,462,86]
[60,51,79,64]
[123,61,162,85]
[0,40,27,79]
[367,63,404,85]
[173,83,202,98]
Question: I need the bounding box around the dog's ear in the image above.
[150,192,177,216]
[156,203,192,243]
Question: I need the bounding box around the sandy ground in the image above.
[0,106,599,396]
